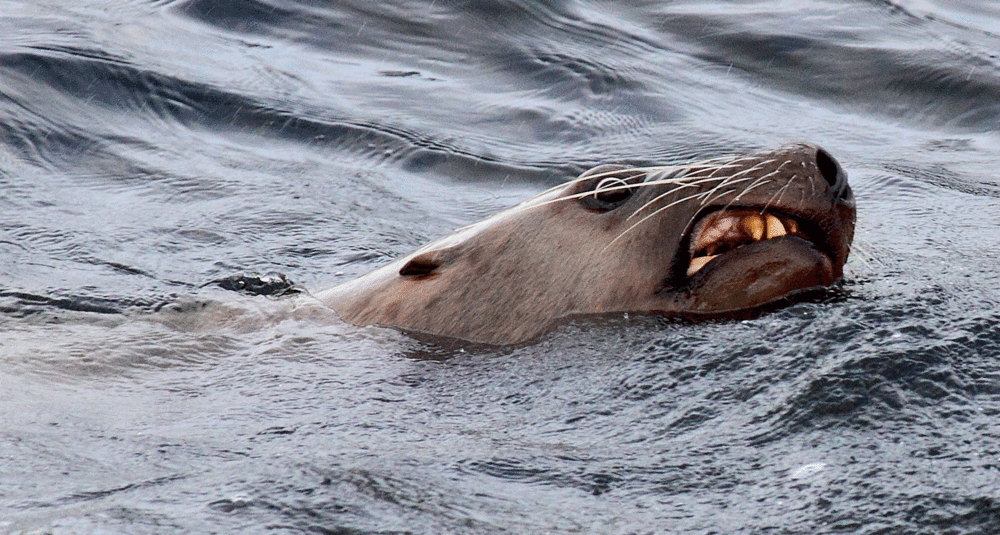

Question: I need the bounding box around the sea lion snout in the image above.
[670,143,855,288]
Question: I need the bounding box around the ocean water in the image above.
[2,1,1000,533]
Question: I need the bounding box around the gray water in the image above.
[3,1,1000,533]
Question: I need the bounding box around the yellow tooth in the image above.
[694,215,738,252]
[743,214,764,241]
[766,214,787,238]
[687,255,718,277]
[786,218,799,234]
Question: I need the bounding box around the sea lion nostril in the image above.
[815,149,839,187]
[815,148,848,198]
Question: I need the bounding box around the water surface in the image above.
[2,1,1000,533]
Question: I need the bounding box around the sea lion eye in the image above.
[594,177,634,204]
[572,165,643,212]
[588,176,638,209]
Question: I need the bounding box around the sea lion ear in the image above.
[398,245,461,277]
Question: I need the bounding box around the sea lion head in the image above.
[321,143,856,345]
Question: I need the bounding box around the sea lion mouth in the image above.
[684,208,813,278]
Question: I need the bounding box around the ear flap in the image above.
[399,245,461,277]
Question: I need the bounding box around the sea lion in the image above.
[317,143,856,345]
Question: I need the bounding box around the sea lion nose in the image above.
[815,147,852,202]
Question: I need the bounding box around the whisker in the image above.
[626,175,768,229]
[845,240,876,273]
[700,174,762,204]
[606,158,800,251]
[625,161,771,216]
[761,176,796,213]
[475,153,808,248]
[603,186,742,253]
[503,164,750,217]
[625,175,743,221]
[705,159,766,180]
[676,177,778,238]
[712,179,776,216]
[543,154,762,199]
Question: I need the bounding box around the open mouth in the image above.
[686,208,810,277]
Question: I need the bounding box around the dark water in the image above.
[3,0,1000,533]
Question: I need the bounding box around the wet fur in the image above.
[318,143,856,345]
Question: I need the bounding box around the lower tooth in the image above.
[687,255,719,277]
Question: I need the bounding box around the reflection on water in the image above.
[2,0,1000,533]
